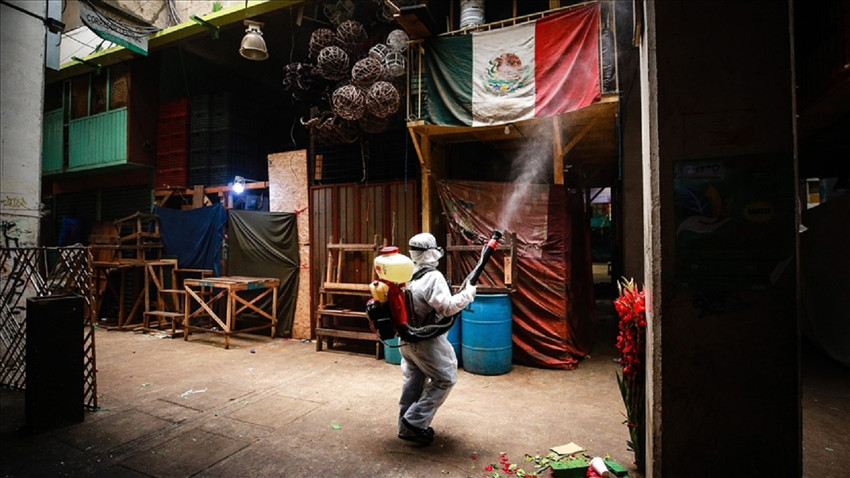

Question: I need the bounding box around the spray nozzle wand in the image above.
[460,230,503,289]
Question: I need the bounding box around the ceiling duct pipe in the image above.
[459,0,485,29]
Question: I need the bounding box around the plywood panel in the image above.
[268,150,310,339]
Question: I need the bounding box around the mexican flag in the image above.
[424,3,600,127]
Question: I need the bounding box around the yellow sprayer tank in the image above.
[373,246,414,283]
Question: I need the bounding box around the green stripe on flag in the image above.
[425,35,473,126]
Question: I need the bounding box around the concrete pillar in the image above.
[641,1,799,474]
[0,0,47,248]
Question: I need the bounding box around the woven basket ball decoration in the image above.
[317,46,350,81]
[368,43,390,63]
[309,28,337,59]
[332,84,366,120]
[323,0,354,26]
[351,57,384,87]
[282,62,314,91]
[282,62,318,100]
[386,29,410,52]
[382,51,406,78]
[366,81,400,118]
[336,19,367,54]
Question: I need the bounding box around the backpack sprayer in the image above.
[366,230,503,345]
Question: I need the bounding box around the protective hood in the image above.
[409,232,443,269]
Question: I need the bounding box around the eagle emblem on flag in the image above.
[482,52,531,96]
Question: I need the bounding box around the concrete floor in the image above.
[1,302,848,477]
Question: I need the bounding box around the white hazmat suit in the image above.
[398,233,476,445]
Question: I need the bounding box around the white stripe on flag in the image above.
[471,21,536,126]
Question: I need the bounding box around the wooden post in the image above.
[192,185,205,209]
[553,115,564,185]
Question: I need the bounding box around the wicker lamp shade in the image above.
[386,29,410,52]
[323,0,355,26]
[332,85,366,120]
[383,51,406,78]
[282,62,315,91]
[366,81,400,118]
[317,46,350,81]
[309,28,337,59]
[336,19,367,55]
[352,57,385,87]
[368,43,390,62]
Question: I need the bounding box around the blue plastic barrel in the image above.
[447,316,462,366]
[461,293,512,375]
[384,337,402,365]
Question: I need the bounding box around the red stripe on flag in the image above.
[534,4,601,117]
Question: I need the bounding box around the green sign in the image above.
[79,1,148,56]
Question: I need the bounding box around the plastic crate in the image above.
[156,150,188,170]
[158,98,189,119]
[155,167,188,188]
[188,166,209,187]
[190,95,211,133]
[156,133,188,154]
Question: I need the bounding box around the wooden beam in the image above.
[553,115,565,185]
[420,135,433,232]
[407,125,426,166]
[192,185,206,209]
[562,115,599,158]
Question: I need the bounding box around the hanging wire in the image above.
[166,0,182,26]
[289,6,298,149]
[81,0,161,37]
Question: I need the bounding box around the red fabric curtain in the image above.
[436,180,593,369]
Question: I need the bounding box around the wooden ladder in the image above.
[143,266,213,337]
[315,235,385,358]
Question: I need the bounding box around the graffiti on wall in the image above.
[0,218,33,248]
[1,195,29,209]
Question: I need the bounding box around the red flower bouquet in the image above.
[613,278,646,471]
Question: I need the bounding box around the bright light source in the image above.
[233,176,246,194]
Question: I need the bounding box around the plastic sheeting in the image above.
[155,204,227,276]
[227,210,300,337]
[437,180,594,369]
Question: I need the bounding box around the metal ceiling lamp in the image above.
[239,19,269,61]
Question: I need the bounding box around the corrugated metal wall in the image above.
[310,181,419,331]
[67,108,128,170]
[42,109,64,173]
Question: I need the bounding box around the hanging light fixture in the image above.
[232,176,247,194]
[239,20,269,61]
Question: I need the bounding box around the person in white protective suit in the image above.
[398,232,477,445]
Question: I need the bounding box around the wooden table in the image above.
[183,276,279,349]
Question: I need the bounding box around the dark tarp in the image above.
[227,210,299,337]
[437,180,594,369]
[155,204,227,276]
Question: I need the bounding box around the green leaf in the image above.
[331,424,341,430]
